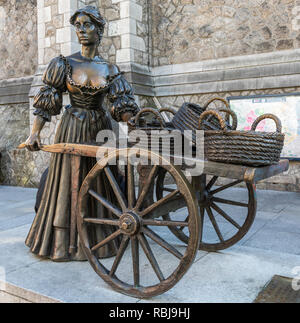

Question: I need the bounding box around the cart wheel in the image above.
[156,170,257,252]
[77,148,200,298]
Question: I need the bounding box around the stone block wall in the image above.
[0,0,38,79]
[0,1,38,187]
[151,0,300,66]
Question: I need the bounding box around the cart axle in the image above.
[120,212,141,236]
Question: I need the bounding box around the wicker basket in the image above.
[171,98,234,145]
[129,108,177,154]
[198,109,285,166]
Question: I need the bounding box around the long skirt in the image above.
[25,106,121,261]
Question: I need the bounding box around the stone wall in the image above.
[151,0,300,66]
[97,0,121,63]
[0,100,33,186]
[0,1,38,187]
[134,0,151,66]
[0,0,38,80]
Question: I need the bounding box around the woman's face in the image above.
[74,13,99,46]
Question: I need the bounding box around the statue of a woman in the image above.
[24,6,139,262]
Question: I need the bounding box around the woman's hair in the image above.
[70,6,106,44]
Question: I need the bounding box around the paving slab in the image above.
[139,246,300,303]
[0,185,299,303]
[0,224,41,274]
[241,228,300,255]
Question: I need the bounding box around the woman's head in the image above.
[70,6,106,46]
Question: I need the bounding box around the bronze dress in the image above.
[25,54,138,261]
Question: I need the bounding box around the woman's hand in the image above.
[24,133,41,151]
[121,112,133,123]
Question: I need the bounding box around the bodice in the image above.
[62,54,123,111]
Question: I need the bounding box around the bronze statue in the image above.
[24,6,139,261]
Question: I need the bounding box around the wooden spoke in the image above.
[211,202,241,230]
[199,207,205,242]
[88,189,122,218]
[143,219,189,227]
[84,218,120,226]
[127,163,136,209]
[138,233,165,282]
[143,227,183,260]
[205,207,224,243]
[179,216,189,231]
[131,236,140,286]
[163,187,175,192]
[104,167,127,211]
[212,196,248,208]
[91,229,121,252]
[140,189,180,217]
[135,165,158,211]
[210,180,243,195]
[109,235,130,277]
[206,176,218,191]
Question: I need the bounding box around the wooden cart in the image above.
[29,142,289,298]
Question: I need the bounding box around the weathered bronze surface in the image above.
[199,109,285,166]
[23,6,139,262]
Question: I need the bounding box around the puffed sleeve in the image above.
[107,67,140,122]
[33,55,67,122]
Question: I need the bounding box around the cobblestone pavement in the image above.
[0,185,299,303]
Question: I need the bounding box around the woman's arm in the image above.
[24,56,66,151]
[107,68,140,123]
[24,116,46,151]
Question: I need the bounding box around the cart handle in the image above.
[134,108,166,128]
[198,108,238,131]
[251,114,282,133]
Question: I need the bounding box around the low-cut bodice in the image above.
[64,54,123,110]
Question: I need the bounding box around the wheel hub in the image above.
[119,212,141,235]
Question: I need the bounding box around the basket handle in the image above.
[134,108,166,128]
[198,110,227,130]
[218,108,238,130]
[203,97,230,109]
[159,107,177,116]
[251,114,282,133]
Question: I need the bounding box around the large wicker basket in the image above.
[198,109,285,166]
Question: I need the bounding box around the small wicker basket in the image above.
[129,108,177,154]
[198,109,285,166]
[171,97,234,145]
